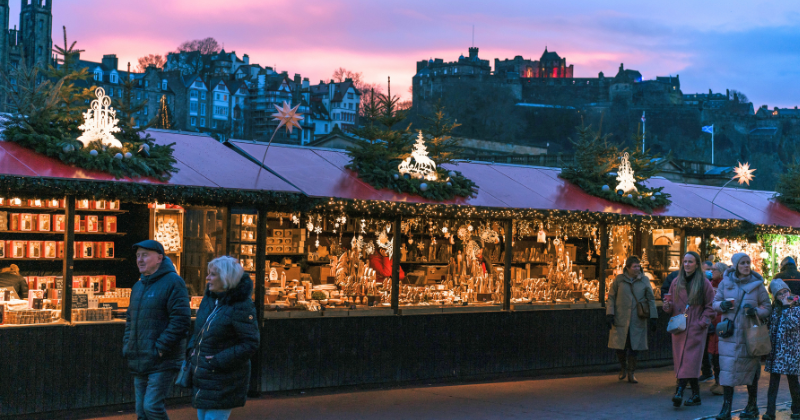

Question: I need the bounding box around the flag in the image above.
[641,112,646,123]
[702,125,713,134]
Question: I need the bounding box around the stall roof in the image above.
[0,131,300,193]
[228,141,748,222]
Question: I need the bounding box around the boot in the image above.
[673,381,686,407]
[685,379,702,406]
[627,353,638,384]
[740,384,760,419]
[616,351,627,381]
[716,386,733,420]
[762,415,776,420]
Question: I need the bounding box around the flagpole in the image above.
[642,111,646,153]
[711,124,714,165]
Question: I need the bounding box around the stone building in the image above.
[0,0,52,71]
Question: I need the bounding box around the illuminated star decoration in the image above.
[254,101,304,187]
[733,162,756,185]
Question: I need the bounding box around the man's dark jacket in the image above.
[661,270,679,298]
[123,257,191,374]
[774,263,800,296]
[0,271,28,298]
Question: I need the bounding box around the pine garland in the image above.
[558,122,671,213]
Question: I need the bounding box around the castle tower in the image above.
[0,1,9,72]
[19,0,52,68]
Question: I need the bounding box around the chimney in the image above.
[243,54,249,65]
[726,89,730,98]
[709,89,712,94]
[102,54,119,71]
[294,73,301,85]
[302,77,309,89]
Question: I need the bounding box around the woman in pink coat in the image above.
[663,251,716,408]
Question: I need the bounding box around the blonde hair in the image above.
[208,256,244,291]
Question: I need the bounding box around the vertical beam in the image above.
[598,223,609,308]
[680,229,687,259]
[391,216,401,314]
[503,219,512,311]
[62,196,75,322]
[249,208,267,397]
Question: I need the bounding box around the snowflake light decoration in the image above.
[615,152,637,194]
[77,87,123,149]
[733,162,756,185]
[398,130,438,181]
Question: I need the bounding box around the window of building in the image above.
[191,117,196,126]
[94,70,102,81]
[200,118,205,127]
[324,124,328,132]
[143,107,148,115]
[110,74,117,84]
[349,103,353,109]
[161,80,167,90]
[38,20,43,30]
[190,102,198,113]
[108,87,114,96]
[215,93,220,100]
[190,90,198,99]
[144,80,149,87]
[136,91,141,100]
[212,120,217,129]
[194,81,203,87]
[347,93,353,99]
[223,94,227,101]
[201,91,206,100]
[200,103,206,116]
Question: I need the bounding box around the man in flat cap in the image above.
[123,240,190,420]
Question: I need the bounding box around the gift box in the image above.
[108,200,120,210]
[43,241,57,259]
[0,240,5,258]
[37,214,51,232]
[79,242,94,258]
[104,216,117,233]
[9,213,19,231]
[27,199,43,208]
[94,200,107,210]
[27,241,42,259]
[10,240,26,258]
[103,276,116,293]
[8,198,22,207]
[53,214,66,232]
[46,199,60,208]
[28,289,44,309]
[86,215,98,233]
[73,276,87,288]
[99,242,114,258]
[56,241,64,258]
[19,213,33,231]
[77,199,90,209]
[26,276,37,290]
[89,276,104,293]
[0,197,5,206]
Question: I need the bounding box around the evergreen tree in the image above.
[112,62,151,142]
[152,95,173,129]
[47,26,96,130]
[777,163,800,212]
[419,99,462,165]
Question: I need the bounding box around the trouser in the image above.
[701,341,712,376]
[134,370,178,420]
[615,331,637,358]
[197,409,233,420]
[679,377,701,394]
[712,354,721,383]
[767,372,800,416]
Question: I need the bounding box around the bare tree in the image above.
[137,54,166,72]
[176,37,221,55]
[729,89,749,103]
[332,67,362,85]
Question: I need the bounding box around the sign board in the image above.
[100,302,118,310]
[72,293,89,309]
[652,229,675,246]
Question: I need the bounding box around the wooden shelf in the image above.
[0,258,126,261]
[266,252,305,256]
[75,209,127,213]
[0,207,127,213]
[1,231,125,235]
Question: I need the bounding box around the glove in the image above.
[649,318,657,333]
[606,314,615,330]
[744,304,757,317]
[719,300,733,312]
[707,321,716,335]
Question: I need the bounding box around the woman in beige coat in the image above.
[607,256,659,383]
[712,252,772,420]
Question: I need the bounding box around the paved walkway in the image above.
[83,366,796,420]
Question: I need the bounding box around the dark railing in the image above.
[464,154,576,168]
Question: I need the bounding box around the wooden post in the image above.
[598,223,609,308]
[61,196,75,322]
[503,219,512,311]
[249,208,267,397]
[391,216,401,314]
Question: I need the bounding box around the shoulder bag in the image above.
[175,303,222,388]
[628,280,651,319]
[745,312,772,357]
[667,305,690,334]
[717,287,745,338]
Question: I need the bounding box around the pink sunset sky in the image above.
[25,0,800,108]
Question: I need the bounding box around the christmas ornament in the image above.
[114,153,123,160]
[77,88,123,149]
[138,143,150,157]
[254,100,304,187]
[733,162,756,185]
[420,183,428,191]
[124,152,132,159]
[89,150,98,156]
[398,131,438,181]
[615,152,637,194]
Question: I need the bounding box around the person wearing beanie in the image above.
[774,256,800,296]
[712,252,772,420]
[763,278,800,420]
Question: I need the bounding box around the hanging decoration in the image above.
[615,153,637,194]
[712,161,757,205]
[253,101,304,188]
[398,131,438,181]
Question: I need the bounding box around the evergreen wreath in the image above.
[0,28,177,181]
[559,122,671,213]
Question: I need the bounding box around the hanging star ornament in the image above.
[271,101,303,133]
[253,101,305,188]
[733,162,756,185]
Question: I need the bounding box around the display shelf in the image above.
[0,231,125,236]
[266,252,306,256]
[0,206,62,212]
[0,257,126,261]
[74,209,128,214]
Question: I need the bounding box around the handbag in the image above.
[628,281,650,319]
[745,313,772,357]
[667,305,690,334]
[175,358,192,388]
[717,287,745,338]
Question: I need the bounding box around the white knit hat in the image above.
[770,278,790,296]
[731,253,748,271]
